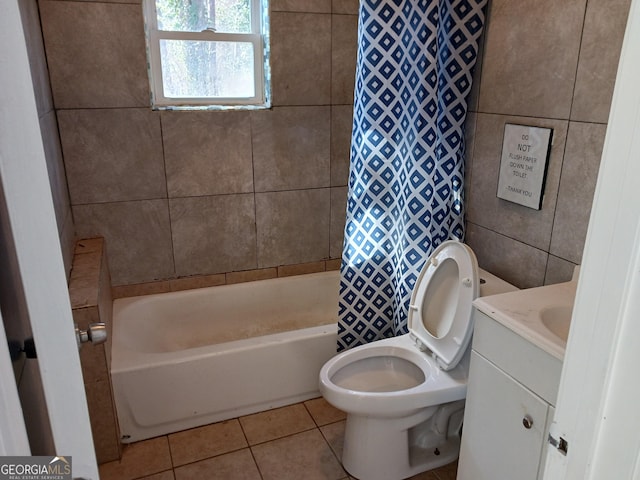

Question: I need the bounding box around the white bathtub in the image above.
[111,270,340,443]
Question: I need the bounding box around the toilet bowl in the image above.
[319,241,517,480]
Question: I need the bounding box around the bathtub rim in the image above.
[112,323,338,373]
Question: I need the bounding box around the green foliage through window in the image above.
[145,0,268,107]
[155,0,251,33]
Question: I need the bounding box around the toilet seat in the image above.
[408,241,479,371]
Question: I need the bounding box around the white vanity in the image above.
[457,281,576,480]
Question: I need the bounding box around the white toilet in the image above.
[319,240,517,480]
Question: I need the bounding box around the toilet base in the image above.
[341,402,464,480]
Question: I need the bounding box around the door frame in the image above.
[0,0,98,477]
[544,0,640,477]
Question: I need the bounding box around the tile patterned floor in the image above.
[99,398,458,480]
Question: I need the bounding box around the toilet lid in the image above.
[408,240,479,371]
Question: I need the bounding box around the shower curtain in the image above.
[338,0,487,351]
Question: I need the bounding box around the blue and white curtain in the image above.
[338,0,487,351]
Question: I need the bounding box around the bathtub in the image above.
[110,270,340,443]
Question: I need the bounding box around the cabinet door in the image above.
[457,351,550,480]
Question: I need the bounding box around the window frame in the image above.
[143,0,269,108]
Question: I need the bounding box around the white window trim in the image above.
[143,0,268,108]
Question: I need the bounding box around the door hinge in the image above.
[7,337,37,359]
[548,433,568,456]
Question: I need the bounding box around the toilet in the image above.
[319,240,517,480]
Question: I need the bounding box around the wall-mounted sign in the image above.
[497,124,553,210]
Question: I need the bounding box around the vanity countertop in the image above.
[473,281,576,361]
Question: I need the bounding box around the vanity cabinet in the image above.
[457,310,563,480]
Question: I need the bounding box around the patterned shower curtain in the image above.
[338,0,487,351]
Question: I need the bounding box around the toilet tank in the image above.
[478,268,519,297]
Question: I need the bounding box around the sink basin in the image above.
[473,280,577,360]
[540,305,573,342]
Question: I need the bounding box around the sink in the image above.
[539,305,573,342]
[473,280,577,360]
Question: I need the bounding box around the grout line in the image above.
[302,401,321,428]
[248,109,260,272]
[164,434,175,470]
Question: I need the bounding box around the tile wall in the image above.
[465,0,631,288]
[30,0,631,290]
[18,0,75,277]
[68,238,120,464]
[39,0,359,287]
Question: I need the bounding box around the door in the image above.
[0,1,98,478]
[543,0,640,478]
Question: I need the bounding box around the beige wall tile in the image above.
[331,105,353,186]
[162,111,253,197]
[69,237,105,355]
[251,429,346,479]
[467,114,568,250]
[240,404,316,445]
[478,0,586,119]
[545,255,577,285]
[550,122,606,264]
[169,274,226,291]
[37,0,627,294]
[59,109,165,204]
[70,249,102,277]
[226,268,278,284]
[34,0,352,287]
[40,112,69,233]
[112,281,172,299]
[330,187,347,259]
[571,0,631,123]
[278,261,326,277]
[174,449,260,480]
[466,0,629,289]
[463,112,477,207]
[270,12,331,105]
[332,13,358,105]
[252,106,330,192]
[272,0,331,12]
[466,223,548,289]
[77,319,108,381]
[332,0,359,15]
[168,420,247,467]
[97,246,114,368]
[19,0,53,116]
[39,1,148,108]
[256,189,331,267]
[60,212,76,279]
[73,200,174,285]
[171,195,257,276]
[75,238,104,255]
[69,253,102,308]
[85,380,120,464]
[325,258,342,270]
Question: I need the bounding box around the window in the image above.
[143,0,269,108]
